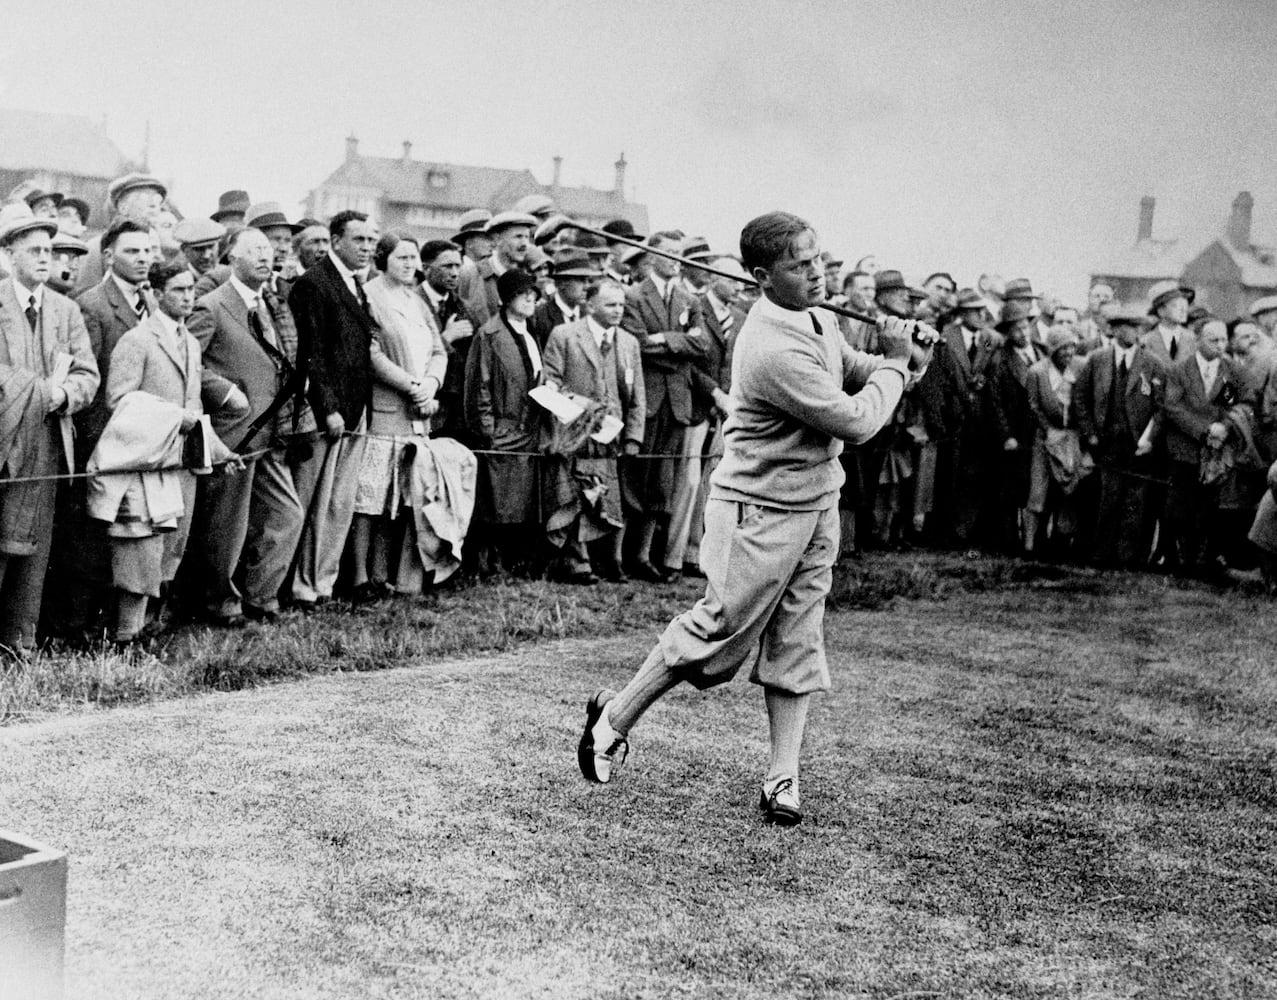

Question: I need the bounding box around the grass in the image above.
[2,553,1275,998]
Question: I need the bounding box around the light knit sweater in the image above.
[710,296,909,511]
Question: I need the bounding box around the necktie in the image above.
[353,272,371,314]
[1169,336,1178,361]
[601,328,613,355]
[25,294,38,332]
[135,286,150,320]
[968,336,977,365]
[252,297,278,348]
[1118,354,1128,378]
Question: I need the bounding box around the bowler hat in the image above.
[245,201,302,234]
[955,288,989,312]
[210,189,250,222]
[451,209,493,243]
[174,217,226,247]
[0,203,59,245]
[59,197,91,227]
[1248,295,1277,318]
[513,194,556,219]
[553,248,602,280]
[485,211,538,235]
[1003,277,1039,301]
[497,268,539,304]
[602,219,644,241]
[109,172,168,205]
[24,189,63,211]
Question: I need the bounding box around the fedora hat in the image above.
[553,248,602,280]
[108,172,168,205]
[210,189,250,222]
[955,288,989,312]
[874,269,923,297]
[244,201,301,234]
[995,298,1035,329]
[0,203,59,245]
[683,237,713,261]
[1147,279,1191,315]
[1003,277,1039,301]
[24,189,63,211]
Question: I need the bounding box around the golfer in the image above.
[577,210,932,825]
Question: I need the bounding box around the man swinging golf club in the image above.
[577,210,934,825]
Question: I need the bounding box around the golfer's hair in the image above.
[147,259,191,292]
[740,212,813,276]
[587,278,626,300]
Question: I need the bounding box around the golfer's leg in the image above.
[764,689,811,784]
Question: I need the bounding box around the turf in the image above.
[1,556,1274,998]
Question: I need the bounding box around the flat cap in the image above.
[52,232,89,256]
[485,211,538,234]
[108,172,167,204]
[534,214,574,246]
[513,194,556,218]
[174,217,226,247]
[0,203,59,245]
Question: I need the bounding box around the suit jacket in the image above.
[1073,344,1166,452]
[621,276,707,425]
[72,275,157,462]
[194,264,231,300]
[1139,324,1195,365]
[1026,359,1078,434]
[530,296,578,351]
[463,313,541,449]
[1162,353,1255,463]
[933,323,1003,432]
[288,255,374,430]
[541,319,645,451]
[0,280,99,473]
[106,312,201,414]
[455,257,494,328]
[989,342,1042,446]
[418,283,478,441]
[365,276,448,436]
[188,280,297,450]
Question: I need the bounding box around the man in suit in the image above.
[542,280,646,581]
[188,227,310,624]
[288,210,377,608]
[0,204,98,655]
[621,230,708,580]
[577,211,931,827]
[459,211,536,326]
[174,217,226,278]
[1140,280,1195,364]
[417,240,476,442]
[100,260,225,641]
[44,218,156,640]
[926,288,1003,548]
[1162,317,1256,576]
[72,173,167,295]
[245,202,302,300]
[671,258,745,576]
[529,248,597,348]
[987,299,1042,552]
[1073,305,1166,567]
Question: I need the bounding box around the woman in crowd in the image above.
[349,231,447,599]
[1025,327,1089,556]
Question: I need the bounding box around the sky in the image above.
[2,0,1275,302]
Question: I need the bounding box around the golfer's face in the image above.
[765,230,824,309]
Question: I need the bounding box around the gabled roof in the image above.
[1096,238,1186,280]
[319,155,541,210]
[0,107,130,179]
[1224,240,1277,288]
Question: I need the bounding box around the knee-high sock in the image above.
[764,688,811,783]
[114,591,148,640]
[608,643,680,735]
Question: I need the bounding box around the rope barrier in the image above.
[0,447,272,487]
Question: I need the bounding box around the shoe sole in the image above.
[577,688,616,783]
[759,792,803,827]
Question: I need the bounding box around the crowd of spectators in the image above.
[1,171,1276,656]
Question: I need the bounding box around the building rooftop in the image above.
[0,107,130,178]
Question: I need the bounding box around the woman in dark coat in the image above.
[463,269,544,573]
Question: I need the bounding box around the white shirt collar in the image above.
[706,289,731,321]
[153,307,182,339]
[1197,353,1219,379]
[1115,344,1136,365]
[420,281,444,307]
[587,315,612,347]
[110,271,143,303]
[554,293,578,321]
[12,275,43,311]
[755,292,814,331]
[229,274,265,310]
[327,249,364,292]
[507,316,541,375]
[649,272,670,300]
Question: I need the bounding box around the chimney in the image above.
[345,134,359,163]
[1138,195,1155,241]
[552,155,563,192]
[614,152,627,195]
[402,140,412,162]
[1228,190,1254,249]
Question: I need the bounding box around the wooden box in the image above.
[0,830,66,1000]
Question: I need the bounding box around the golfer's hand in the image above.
[878,317,914,362]
[325,412,346,439]
[623,441,640,456]
[1003,437,1019,452]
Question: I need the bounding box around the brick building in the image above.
[1092,191,1277,320]
[304,137,649,243]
